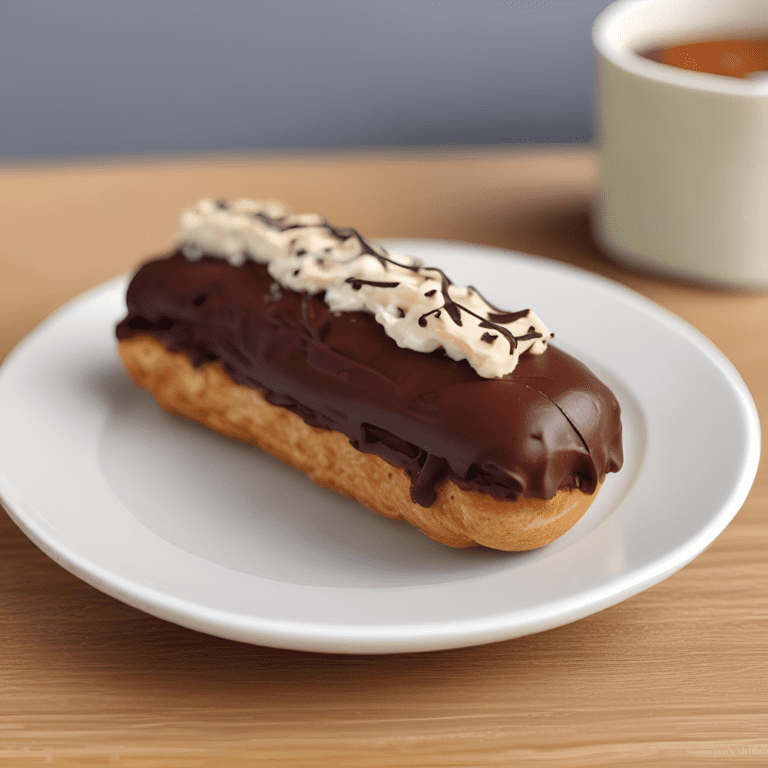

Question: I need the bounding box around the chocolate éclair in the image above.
[116,200,623,550]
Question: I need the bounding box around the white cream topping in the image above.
[176,198,553,378]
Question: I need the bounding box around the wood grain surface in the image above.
[1,148,766,767]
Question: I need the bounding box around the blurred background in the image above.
[1,0,615,161]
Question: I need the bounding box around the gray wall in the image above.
[1,0,614,160]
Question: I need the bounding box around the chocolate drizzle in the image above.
[346,278,400,291]
[252,210,420,272]
[487,309,530,324]
[117,251,623,508]
[416,269,542,355]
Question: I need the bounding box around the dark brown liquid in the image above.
[640,37,768,79]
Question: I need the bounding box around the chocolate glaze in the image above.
[116,252,623,507]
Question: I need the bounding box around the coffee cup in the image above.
[592,0,768,289]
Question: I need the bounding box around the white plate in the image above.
[0,241,760,653]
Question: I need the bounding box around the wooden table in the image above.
[1,148,766,766]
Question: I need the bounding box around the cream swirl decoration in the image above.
[176,198,553,378]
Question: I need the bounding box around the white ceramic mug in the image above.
[592,0,768,289]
